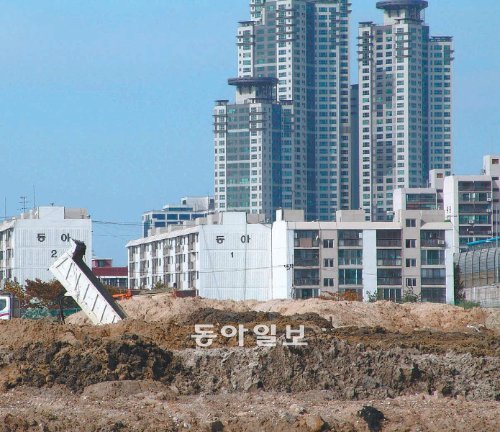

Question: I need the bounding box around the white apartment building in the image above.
[0,206,92,285]
[128,213,273,300]
[358,0,453,221]
[390,155,500,254]
[444,155,500,253]
[127,209,454,304]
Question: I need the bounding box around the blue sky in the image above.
[1,0,498,264]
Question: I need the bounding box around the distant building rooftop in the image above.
[228,77,279,87]
[376,0,428,10]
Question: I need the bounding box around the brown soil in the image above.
[0,296,498,431]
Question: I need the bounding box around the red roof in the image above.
[92,267,128,277]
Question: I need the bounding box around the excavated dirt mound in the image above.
[0,316,498,400]
[0,298,499,431]
[67,295,500,334]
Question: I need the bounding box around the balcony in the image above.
[421,278,446,285]
[338,259,363,266]
[294,258,320,267]
[294,238,320,248]
[421,239,446,248]
[339,280,363,286]
[377,278,402,286]
[421,259,444,266]
[338,239,363,247]
[377,259,402,267]
[376,239,402,248]
[294,278,320,286]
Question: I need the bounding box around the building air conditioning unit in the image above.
[487,197,492,202]
[437,240,446,246]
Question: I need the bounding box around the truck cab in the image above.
[0,293,20,320]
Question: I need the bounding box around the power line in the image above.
[93,220,142,227]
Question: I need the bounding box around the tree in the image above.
[402,286,420,303]
[24,279,77,322]
[454,263,465,303]
[24,279,65,310]
[3,280,29,308]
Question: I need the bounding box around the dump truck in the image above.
[49,240,127,325]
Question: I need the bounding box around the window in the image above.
[338,230,362,247]
[421,287,446,303]
[406,258,416,267]
[406,219,416,228]
[323,239,334,248]
[421,268,446,285]
[338,249,363,265]
[323,278,334,287]
[406,278,417,287]
[380,288,401,302]
[324,258,334,267]
[421,250,445,266]
[377,268,401,285]
[406,239,416,248]
[339,269,362,285]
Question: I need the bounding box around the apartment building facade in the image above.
[390,155,500,254]
[215,0,352,221]
[358,0,453,221]
[0,206,92,285]
[214,78,282,221]
[128,213,273,300]
[444,156,500,253]
[127,209,454,304]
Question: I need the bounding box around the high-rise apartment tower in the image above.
[358,0,453,221]
[214,0,352,221]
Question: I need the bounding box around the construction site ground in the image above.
[0,295,498,431]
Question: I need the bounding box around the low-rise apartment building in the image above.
[392,155,500,254]
[444,156,500,253]
[127,209,454,304]
[128,212,272,300]
[0,206,92,285]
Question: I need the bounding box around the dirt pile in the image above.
[0,317,498,400]
[67,295,500,334]
[0,298,498,431]
[4,334,181,392]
